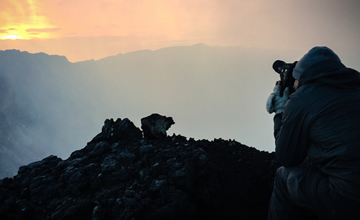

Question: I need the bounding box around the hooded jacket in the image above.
[274,58,360,201]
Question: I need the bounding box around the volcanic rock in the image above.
[0,116,278,220]
[90,118,142,143]
[141,114,175,139]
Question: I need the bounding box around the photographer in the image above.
[266,47,360,219]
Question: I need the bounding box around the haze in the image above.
[0,0,360,177]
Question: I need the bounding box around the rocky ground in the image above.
[0,114,278,220]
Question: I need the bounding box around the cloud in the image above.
[0,0,59,39]
[35,0,360,52]
[0,0,31,23]
[26,28,61,33]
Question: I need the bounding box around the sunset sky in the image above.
[1,0,360,62]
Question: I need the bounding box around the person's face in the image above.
[293,80,299,91]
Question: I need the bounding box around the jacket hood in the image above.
[293,47,341,81]
[298,59,360,89]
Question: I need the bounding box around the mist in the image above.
[1,44,358,178]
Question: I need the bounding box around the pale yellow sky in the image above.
[1,0,360,62]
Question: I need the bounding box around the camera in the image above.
[272,60,298,97]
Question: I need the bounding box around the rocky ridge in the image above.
[0,114,278,219]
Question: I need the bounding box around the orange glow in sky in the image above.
[0,0,360,62]
[0,0,60,40]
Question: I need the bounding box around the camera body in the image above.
[272,60,297,97]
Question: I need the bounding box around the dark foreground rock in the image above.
[0,116,278,220]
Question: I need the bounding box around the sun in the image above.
[1,35,24,40]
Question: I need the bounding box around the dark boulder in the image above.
[141,113,175,139]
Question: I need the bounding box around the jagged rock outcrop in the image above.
[0,115,278,220]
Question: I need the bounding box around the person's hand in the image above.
[266,85,290,114]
